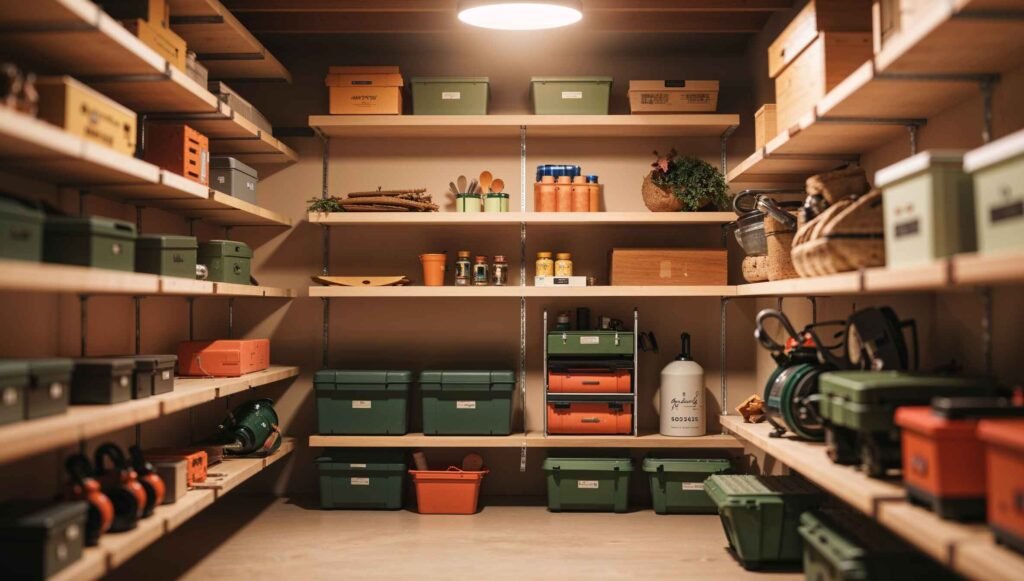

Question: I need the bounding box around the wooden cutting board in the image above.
[311,276,410,287]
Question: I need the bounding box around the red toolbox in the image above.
[548,370,631,394]
[547,400,633,435]
[176,339,269,377]
[978,418,1024,554]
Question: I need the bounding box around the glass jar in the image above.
[454,250,472,286]
[472,256,489,286]
[492,255,509,286]
[555,253,573,276]
[536,252,554,277]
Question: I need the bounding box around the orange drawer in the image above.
[547,401,632,435]
[548,371,631,394]
[145,449,207,485]
[176,339,269,377]
[979,419,1024,552]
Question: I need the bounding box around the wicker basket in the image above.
[742,255,770,283]
[805,166,871,205]
[791,190,885,277]
[642,173,685,212]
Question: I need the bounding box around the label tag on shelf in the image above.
[562,91,584,100]
[577,480,599,489]
[352,400,372,409]
[456,401,477,410]
[351,477,370,486]
[681,482,705,491]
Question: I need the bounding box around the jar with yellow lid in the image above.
[536,252,554,277]
[555,253,573,276]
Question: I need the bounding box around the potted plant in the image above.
[643,149,730,212]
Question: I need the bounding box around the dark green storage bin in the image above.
[26,359,72,420]
[0,196,44,262]
[411,77,490,115]
[44,216,136,272]
[123,355,177,398]
[531,76,613,115]
[315,370,411,435]
[0,500,87,580]
[316,450,407,510]
[70,358,134,404]
[198,239,251,284]
[0,361,28,427]
[546,330,634,357]
[135,235,197,279]
[643,458,732,515]
[705,474,824,570]
[543,457,632,512]
[420,370,514,436]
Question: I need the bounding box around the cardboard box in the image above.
[768,0,873,79]
[755,104,777,150]
[122,18,187,72]
[326,66,404,115]
[609,248,728,286]
[143,122,209,185]
[36,76,137,156]
[628,80,719,114]
[151,460,188,503]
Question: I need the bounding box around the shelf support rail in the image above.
[719,298,730,421]
[981,287,993,376]
[519,124,528,452]
[981,78,995,144]
[720,125,738,175]
[79,295,88,357]
[320,132,331,369]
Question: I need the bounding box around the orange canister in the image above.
[538,176,556,212]
[571,176,589,212]
[978,418,1024,553]
[587,175,602,211]
[556,176,572,212]
[419,253,447,286]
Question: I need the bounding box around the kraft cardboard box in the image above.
[326,66,404,115]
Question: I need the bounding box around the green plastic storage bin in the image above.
[531,76,612,115]
[316,450,407,510]
[420,370,514,436]
[25,359,72,420]
[643,458,732,515]
[315,370,411,435]
[705,474,824,570]
[546,330,634,357]
[0,361,28,427]
[135,234,197,278]
[44,216,136,272]
[0,196,44,262]
[411,77,489,115]
[543,457,632,512]
[198,239,251,284]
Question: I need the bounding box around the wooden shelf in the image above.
[726,148,855,185]
[309,211,736,226]
[310,432,743,449]
[309,115,740,139]
[309,285,736,299]
[737,272,862,297]
[952,251,1024,287]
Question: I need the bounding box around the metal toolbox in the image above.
[121,18,186,71]
[316,450,407,510]
[44,216,137,272]
[548,370,631,393]
[628,80,719,114]
[978,419,1024,555]
[0,361,28,427]
[315,370,411,435]
[36,76,137,156]
[643,458,731,515]
[135,234,197,279]
[325,66,404,115]
[26,359,72,420]
[411,77,489,115]
[0,501,87,580]
[546,399,633,435]
[143,122,209,185]
[0,195,44,262]
[208,82,273,135]
[123,354,176,397]
[420,370,514,436]
[151,459,187,504]
[964,127,1024,255]
[210,157,258,204]
[542,457,633,513]
[705,474,824,570]
[198,239,252,285]
[176,339,269,377]
[531,76,612,115]
[877,150,977,267]
[546,330,634,357]
[70,358,134,404]
[609,248,728,286]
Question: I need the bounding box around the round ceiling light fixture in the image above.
[457,1,583,31]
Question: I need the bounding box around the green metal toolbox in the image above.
[198,239,251,284]
[44,216,136,272]
[543,457,633,513]
[546,330,634,357]
[316,450,407,510]
[315,370,411,435]
[411,77,490,115]
[135,234,197,279]
[531,76,613,115]
[70,358,134,404]
[964,127,1024,255]
[643,458,732,515]
[0,361,28,427]
[0,196,44,262]
[0,500,87,580]
[26,359,72,420]
[123,355,177,398]
[211,157,258,204]
[705,474,824,570]
[420,370,514,436]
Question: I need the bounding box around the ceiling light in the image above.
[457,1,583,31]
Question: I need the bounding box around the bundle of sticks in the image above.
[339,188,438,212]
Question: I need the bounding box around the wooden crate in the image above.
[872,0,948,54]
[755,104,777,150]
[609,248,728,286]
[768,0,874,79]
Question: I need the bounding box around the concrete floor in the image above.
[113,494,802,580]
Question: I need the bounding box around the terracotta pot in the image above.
[419,253,447,286]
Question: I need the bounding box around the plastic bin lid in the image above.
[0,195,44,223]
[410,76,490,84]
[819,371,996,402]
[964,128,1024,173]
[120,354,178,370]
[978,418,1024,451]
[45,215,137,239]
[0,501,87,540]
[25,358,74,377]
[333,370,413,384]
[0,361,29,380]
[137,234,198,249]
[799,509,909,557]
[419,370,516,385]
[642,458,731,473]
[531,76,613,84]
[210,156,258,179]
[315,449,407,471]
[705,475,821,497]
[73,357,136,373]
[542,457,633,472]
[198,240,252,259]
[930,396,1024,420]
[894,406,977,437]
[875,150,967,188]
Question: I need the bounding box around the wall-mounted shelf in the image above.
[309,212,736,226]
[309,432,743,449]
[309,286,736,299]
[726,148,855,185]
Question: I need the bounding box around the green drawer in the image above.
[0,361,28,427]
[315,370,411,435]
[543,457,633,513]
[44,216,136,272]
[531,76,612,115]
[136,234,197,278]
[26,359,72,420]
[198,239,251,284]
[643,458,732,515]
[420,371,514,436]
[0,196,44,262]
[411,77,489,115]
[705,475,824,570]
[547,331,634,357]
[316,450,407,510]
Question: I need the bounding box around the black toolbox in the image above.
[26,359,73,420]
[0,361,29,426]
[123,355,177,397]
[0,500,88,580]
[70,358,134,404]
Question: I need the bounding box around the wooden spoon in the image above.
[491,178,505,193]
[479,171,493,193]
[457,175,468,194]
[449,181,459,196]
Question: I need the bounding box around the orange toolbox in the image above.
[896,397,1024,521]
[979,417,1024,554]
[547,399,633,435]
[548,370,631,393]
[143,122,210,185]
[145,449,207,485]
[176,339,269,377]
[409,468,488,515]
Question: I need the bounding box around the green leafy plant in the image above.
[307,196,345,213]
[650,149,729,211]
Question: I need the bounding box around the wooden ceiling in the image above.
[224,0,793,34]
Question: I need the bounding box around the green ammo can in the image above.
[25,359,73,420]
[0,196,44,262]
[0,361,29,427]
[44,215,136,271]
[411,77,490,115]
[546,330,634,357]
[530,76,613,115]
[420,370,514,436]
[705,474,824,570]
[643,458,732,514]
[135,235,197,278]
[315,370,411,435]
[542,457,633,512]
[0,500,88,580]
[198,239,252,284]
[316,450,407,510]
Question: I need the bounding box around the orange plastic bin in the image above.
[410,468,488,514]
[978,418,1024,554]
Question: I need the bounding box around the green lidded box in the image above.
[543,457,633,513]
[315,370,411,435]
[0,500,88,580]
[0,196,44,262]
[26,359,73,420]
[420,370,514,436]
[136,234,197,279]
[705,474,824,570]
[643,458,732,515]
[44,216,136,272]
[198,239,252,284]
[0,361,28,427]
[411,77,489,115]
[316,450,407,510]
[70,358,135,405]
[123,355,177,398]
[531,76,613,115]
[964,127,1024,255]
[547,330,634,357]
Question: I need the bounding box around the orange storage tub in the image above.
[176,339,269,377]
[409,468,488,514]
[547,401,633,434]
[548,370,631,394]
[979,418,1024,554]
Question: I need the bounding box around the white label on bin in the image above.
[580,336,600,345]
[162,371,171,381]
[351,477,370,486]
[577,480,599,489]
[350,463,367,468]
[457,401,477,410]
[562,91,584,100]
[50,382,64,400]
[352,400,372,409]
[681,482,705,491]
[442,91,462,100]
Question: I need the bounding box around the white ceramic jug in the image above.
[659,333,706,436]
